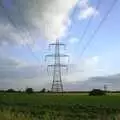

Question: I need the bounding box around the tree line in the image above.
[0,88,47,93]
[0,88,120,95]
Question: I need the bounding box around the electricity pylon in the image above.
[104,84,107,92]
[45,39,69,92]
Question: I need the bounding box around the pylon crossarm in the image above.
[46,54,69,57]
[47,64,68,72]
[45,54,54,61]
[45,54,69,62]
[49,43,66,50]
[47,64,67,67]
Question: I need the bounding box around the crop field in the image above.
[0,93,120,120]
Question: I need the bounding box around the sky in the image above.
[0,0,120,91]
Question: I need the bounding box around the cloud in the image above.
[64,56,102,82]
[0,0,78,46]
[0,55,103,90]
[82,73,120,91]
[0,55,119,90]
[0,56,48,89]
[0,0,99,46]
[69,37,79,44]
[0,23,31,46]
[64,73,120,91]
[78,0,98,20]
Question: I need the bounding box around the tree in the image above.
[7,89,16,93]
[40,88,46,93]
[89,89,106,96]
[25,88,34,94]
[0,90,5,93]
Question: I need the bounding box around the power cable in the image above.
[0,2,40,63]
[68,0,81,33]
[62,0,81,41]
[79,0,118,58]
[16,1,37,46]
[78,0,102,45]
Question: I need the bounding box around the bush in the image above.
[25,88,34,94]
[89,89,106,96]
[40,88,46,93]
[6,89,16,93]
[0,90,5,93]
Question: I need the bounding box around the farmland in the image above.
[0,93,120,120]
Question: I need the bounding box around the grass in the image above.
[0,93,120,120]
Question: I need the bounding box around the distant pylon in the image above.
[45,39,69,92]
[104,84,107,91]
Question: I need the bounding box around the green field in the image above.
[0,93,120,120]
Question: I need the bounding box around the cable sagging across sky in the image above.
[79,0,118,58]
[0,2,40,63]
[78,0,102,45]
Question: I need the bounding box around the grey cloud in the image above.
[0,0,77,46]
[0,56,120,91]
[64,74,120,91]
[0,56,98,89]
[0,56,48,89]
[0,57,47,79]
[0,0,98,46]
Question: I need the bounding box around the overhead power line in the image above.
[78,0,102,45]
[0,3,40,63]
[68,0,81,32]
[63,0,81,41]
[79,0,118,58]
[16,1,37,46]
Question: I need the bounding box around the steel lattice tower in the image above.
[45,39,69,92]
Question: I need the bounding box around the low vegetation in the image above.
[0,92,120,120]
[89,89,106,96]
